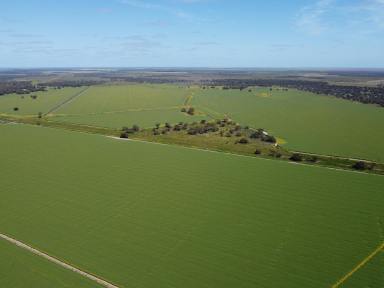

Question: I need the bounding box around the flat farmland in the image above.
[192,87,384,162]
[0,87,84,116]
[50,84,204,127]
[51,107,205,129]
[55,84,189,114]
[1,124,383,288]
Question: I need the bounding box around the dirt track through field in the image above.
[0,232,120,288]
[44,87,89,116]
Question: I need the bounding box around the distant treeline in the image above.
[37,80,105,88]
[205,79,384,107]
[0,81,45,96]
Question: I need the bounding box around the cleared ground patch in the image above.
[193,87,384,161]
[0,124,383,288]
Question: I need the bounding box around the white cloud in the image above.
[296,0,384,36]
[296,0,334,35]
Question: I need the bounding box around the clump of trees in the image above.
[0,81,45,96]
[206,78,384,107]
[352,161,375,171]
[121,124,140,134]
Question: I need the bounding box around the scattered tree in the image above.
[352,161,367,170]
[120,132,129,139]
[290,153,303,162]
[238,138,249,144]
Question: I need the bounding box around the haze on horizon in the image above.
[1,0,384,68]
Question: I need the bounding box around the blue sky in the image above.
[0,0,383,67]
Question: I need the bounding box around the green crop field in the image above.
[52,107,205,129]
[192,87,384,162]
[55,84,189,114]
[1,124,383,288]
[0,237,100,288]
[49,84,205,128]
[0,87,84,116]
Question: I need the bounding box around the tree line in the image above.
[204,79,384,107]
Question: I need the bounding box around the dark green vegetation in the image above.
[0,124,383,288]
[0,237,100,288]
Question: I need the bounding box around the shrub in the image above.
[352,161,367,170]
[173,124,181,131]
[308,156,318,163]
[132,124,140,132]
[262,135,277,143]
[13,107,19,111]
[187,107,195,115]
[250,131,261,139]
[181,107,186,112]
[254,149,262,155]
[120,132,129,139]
[290,153,303,162]
[187,128,198,135]
[238,138,249,144]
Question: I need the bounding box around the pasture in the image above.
[192,87,384,162]
[0,124,383,288]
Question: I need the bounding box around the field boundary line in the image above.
[331,241,384,288]
[44,87,89,116]
[106,136,384,177]
[0,232,120,288]
[51,106,181,117]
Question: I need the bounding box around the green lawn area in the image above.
[0,87,84,116]
[193,87,384,162]
[0,238,100,288]
[0,124,383,288]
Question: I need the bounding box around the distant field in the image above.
[0,237,99,288]
[55,84,188,114]
[0,87,84,115]
[0,124,383,288]
[52,108,205,129]
[193,87,384,161]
